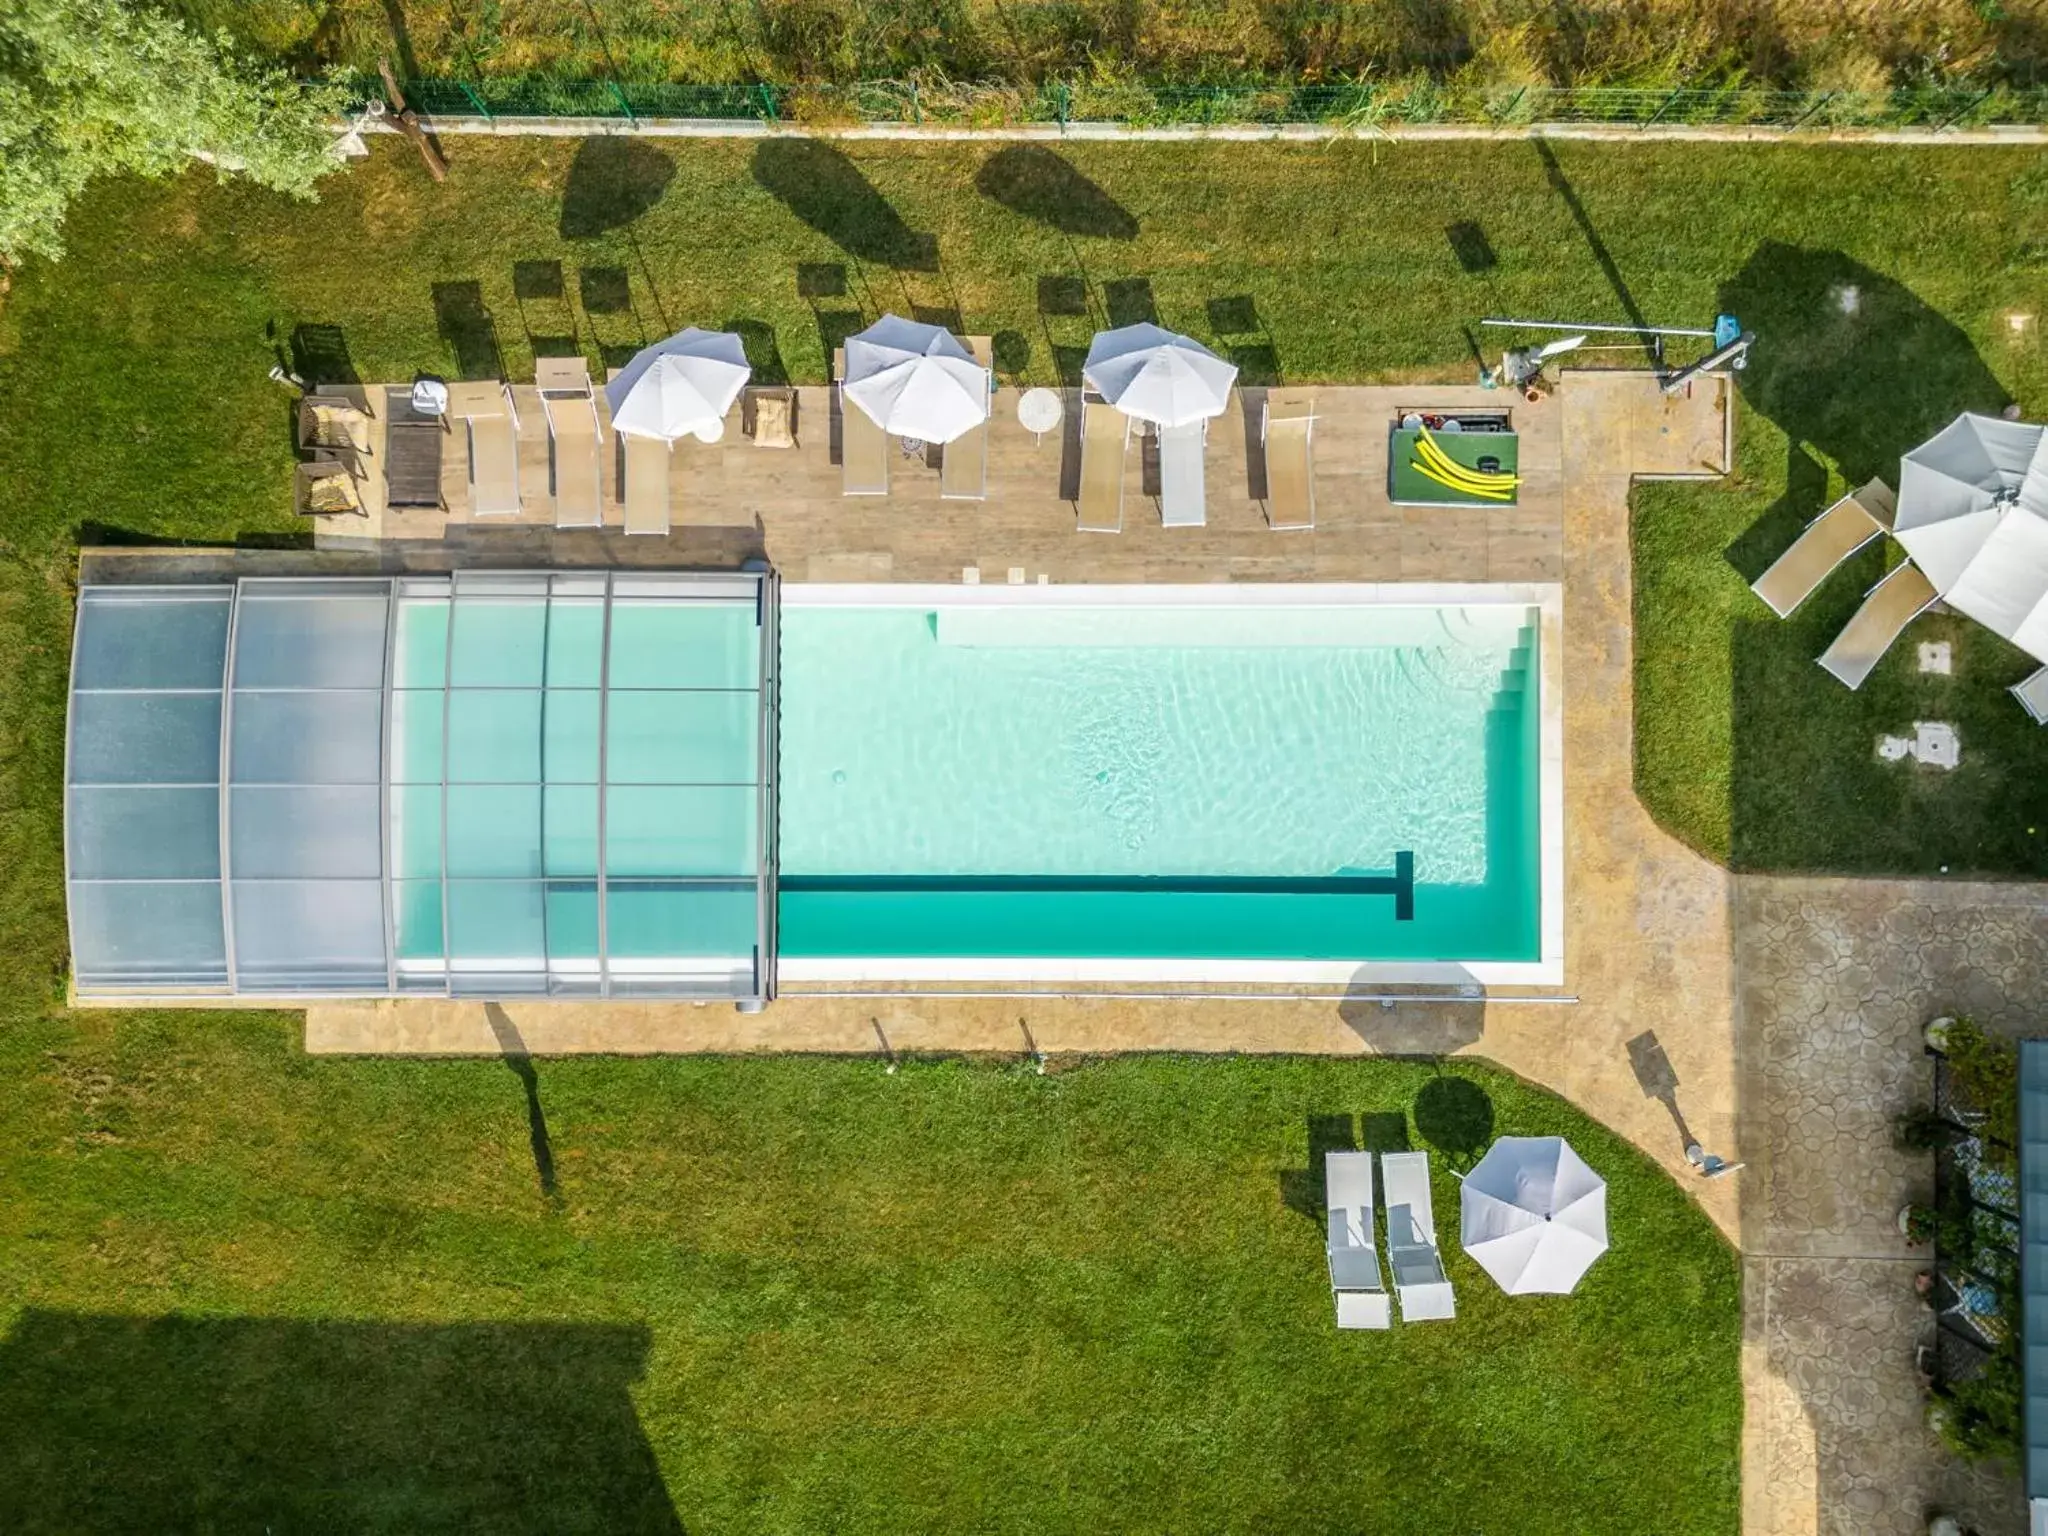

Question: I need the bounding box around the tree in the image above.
[0,0,350,266]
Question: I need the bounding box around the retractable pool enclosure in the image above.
[65,570,778,1004]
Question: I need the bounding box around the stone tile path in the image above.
[1736,876,2042,1536]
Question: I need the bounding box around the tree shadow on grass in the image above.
[560,137,677,239]
[974,146,1138,239]
[1717,245,2037,876]
[752,140,937,271]
[0,1310,683,1534]
[1719,244,2011,490]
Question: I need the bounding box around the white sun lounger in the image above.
[1380,1151,1456,1322]
[1750,480,1892,618]
[1818,559,1940,690]
[2013,665,2048,724]
[1326,1150,1390,1330]
[941,335,993,501]
[1263,389,1316,530]
[834,347,889,497]
[1077,401,1129,534]
[1157,418,1207,527]
[537,356,603,529]
[445,381,522,517]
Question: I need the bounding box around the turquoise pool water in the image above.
[776,602,1542,962]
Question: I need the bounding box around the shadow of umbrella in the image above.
[1412,1074,1494,1170]
[751,140,938,271]
[1719,242,2011,488]
[974,146,1138,240]
[560,137,677,239]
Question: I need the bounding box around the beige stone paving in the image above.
[1735,876,2041,1536]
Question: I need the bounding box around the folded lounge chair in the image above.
[1325,1150,1391,1330]
[1751,479,1894,618]
[1263,389,1316,531]
[1076,401,1129,534]
[1157,418,1207,527]
[941,335,994,501]
[835,347,889,497]
[293,459,364,517]
[1819,559,1940,690]
[446,381,522,517]
[1380,1151,1456,1322]
[2012,665,2048,724]
[537,356,603,529]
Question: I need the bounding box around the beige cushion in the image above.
[301,399,369,453]
[300,466,362,514]
[753,394,793,448]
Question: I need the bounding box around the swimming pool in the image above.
[776,585,1560,983]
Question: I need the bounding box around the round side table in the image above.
[1018,387,1064,444]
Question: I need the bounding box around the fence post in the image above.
[755,83,779,122]
[1784,91,1833,131]
[1643,86,1686,128]
[1057,80,1070,134]
[605,78,637,125]
[1935,89,1993,132]
[910,79,922,124]
[457,81,495,124]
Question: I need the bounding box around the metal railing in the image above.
[354,75,2048,132]
[1927,1047,2022,1392]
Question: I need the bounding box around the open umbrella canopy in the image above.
[1893,413,2048,661]
[1081,323,1237,428]
[603,328,752,442]
[1459,1135,1609,1295]
[842,315,989,444]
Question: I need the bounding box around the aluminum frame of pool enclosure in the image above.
[64,569,778,1005]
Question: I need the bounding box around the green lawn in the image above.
[0,1023,1737,1534]
[2,133,2045,1527]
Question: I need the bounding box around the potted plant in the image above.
[1900,1202,1940,1245]
[1925,1016,1956,1053]
[1895,1103,1962,1152]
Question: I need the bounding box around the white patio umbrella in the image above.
[842,314,989,444]
[603,327,752,442]
[1893,413,2048,662]
[1459,1135,1609,1295]
[1081,322,1237,428]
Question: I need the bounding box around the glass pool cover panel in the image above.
[67,572,771,1000]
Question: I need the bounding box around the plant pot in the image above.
[1925,1016,1955,1052]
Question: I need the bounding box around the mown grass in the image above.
[0,132,2042,1526]
[0,1024,1738,1534]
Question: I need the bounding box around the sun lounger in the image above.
[941,335,994,501]
[537,356,603,529]
[1077,401,1129,534]
[1325,1150,1390,1330]
[1380,1151,1456,1322]
[1157,418,1207,527]
[618,431,671,536]
[1263,389,1316,531]
[1819,559,1940,690]
[446,381,522,517]
[2012,666,2048,723]
[835,347,889,497]
[1751,480,1892,618]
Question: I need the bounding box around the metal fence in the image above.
[358,75,2048,131]
[1927,1047,2022,1394]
